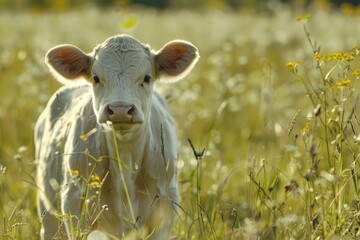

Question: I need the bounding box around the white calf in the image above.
[35,34,199,239]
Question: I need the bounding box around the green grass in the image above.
[1,4,360,239]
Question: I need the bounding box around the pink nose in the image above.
[99,102,143,124]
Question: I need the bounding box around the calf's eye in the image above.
[92,75,100,84]
[143,74,152,84]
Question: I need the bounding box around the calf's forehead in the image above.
[92,35,154,77]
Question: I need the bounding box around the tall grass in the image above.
[1,4,360,239]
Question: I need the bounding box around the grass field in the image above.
[1,3,360,239]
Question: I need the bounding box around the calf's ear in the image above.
[155,40,199,83]
[45,44,91,84]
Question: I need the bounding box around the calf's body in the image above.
[35,35,199,239]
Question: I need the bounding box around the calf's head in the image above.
[45,34,199,130]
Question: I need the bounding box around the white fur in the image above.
[35,35,198,239]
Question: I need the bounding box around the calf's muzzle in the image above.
[98,101,143,124]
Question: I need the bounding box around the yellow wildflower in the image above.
[285,60,301,73]
[90,175,100,181]
[67,169,79,175]
[121,15,138,30]
[352,46,360,56]
[343,53,355,61]
[336,79,351,90]
[314,51,355,63]
[296,13,311,22]
[285,62,294,68]
[331,52,354,61]
[300,122,310,135]
[88,181,100,188]
[313,54,331,62]
[331,52,342,60]
[352,70,360,78]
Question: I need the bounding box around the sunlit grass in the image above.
[1,4,360,239]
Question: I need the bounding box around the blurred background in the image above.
[0,0,359,10]
[1,0,360,239]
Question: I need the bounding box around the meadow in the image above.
[1,3,360,239]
